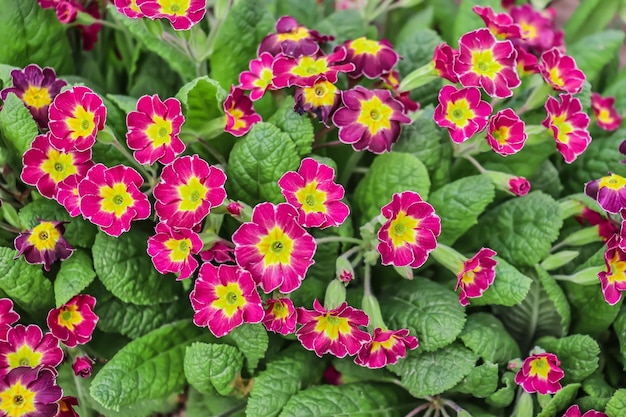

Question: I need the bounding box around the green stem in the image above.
[339,151,364,186]
[363,263,372,297]
[463,154,487,174]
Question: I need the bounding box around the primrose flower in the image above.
[354,328,418,369]
[14,220,74,271]
[294,79,341,126]
[262,298,297,335]
[456,248,497,306]
[432,43,459,83]
[434,85,492,143]
[473,5,522,39]
[48,86,106,152]
[147,222,203,280]
[591,93,622,131]
[377,191,441,269]
[200,241,235,265]
[56,396,79,417]
[258,15,331,58]
[223,86,262,137]
[46,294,98,348]
[508,177,531,196]
[0,325,63,377]
[56,1,77,24]
[238,52,277,101]
[21,133,93,200]
[562,405,607,417]
[126,94,186,165]
[333,86,411,153]
[278,158,349,229]
[297,300,370,358]
[515,352,564,394]
[510,3,562,53]
[341,37,399,79]
[190,263,264,337]
[379,70,420,113]
[272,48,355,88]
[542,94,591,164]
[153,155,227,229]
[0,64,66,129]
[137,0,206,30]
[486,108,527,156]
[0,300,19,341]
[232,202,316,294]
[0,367,63,417]
[575,207,619,243]
[585,173,626,214]
[598,237,626,305]
[515,45,539,75]
[454,28,520,98]
[114,0,144,18]
[71,356,93,378]
[56,174,84,218]
[538,48,585,94]
[78,164,150,237]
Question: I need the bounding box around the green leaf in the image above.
[226,122,300,205]
[486,372,516,408]
[184,342,243,396]
[536,266,571,336]
[568,30,626,83]
[313,10,369,44]
[485,191,562,266]
[275,0,321,28]
[453,0,502,43]
[106,94,138,114]
[390,342,478,397]
[468,257,532,307]
[380,278,466,352]
[268,96,314,156]
[175,76,227,135]
[54,249,96,307]
[564,280,622,337]
[428,174,495,245]
[536,384,581,417]
[0,247,54,316]
[606,389,626,417]
[536,335,599,384]
[331,358,396,384]
[278,382,415,417]
[225,324,268,372]
[529,160,563,199]
[247,347,324,417]
[613,306,626,366]
[582,370,615,398]
[92,231,180,305]
[186,388,245,417]
[459,313,520,365]
[577,396,611,413]
[0,93,38,158]
[453,362,499,398]
[210,0,275,88]
[90,320,207,411]
[354,152,430,222]
[564,0,621,43]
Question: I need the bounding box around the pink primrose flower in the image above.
[510,3,563,53]
[598,236,626,305]
[456,248,497,306]
[71,356,93,378]
[223,86,262,137]
[56,174,85,218]
[238,52,278,101]
[542,94,591,164]
[354,328,418,368]
[514,352,564,394]
[56,396,79,417]
[341,37,399,79]
[294,78,341,126]
[272,48,355,88]
[539,48,585,94]
[432,43,459,84]
[137,0,206,30]
[262,298,297,335]
[472,5,522,39]
[258,15,332,58]
[486,108,527,156]
[147,222,203,280]
[0,367,63,417]
[14,220,74,271]
[200,241,235,265]
[591,93,622,131]
[0,300,19,341]
[0,325,63,377]
[585,173,626,214]
[46,294,98,348]
[508,177,531,196]
[562,405,607,417]
[434,85,492,143]
[114,0,144,18]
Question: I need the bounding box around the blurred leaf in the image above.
[452,0,501,42]
[569,30,626,83]
[536,384,581,417]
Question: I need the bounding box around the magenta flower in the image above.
[189,263,264,337]
[0,300,19,341]
[78,164,151,237]
[21,133,93,199]
[341,37,399,79]
[456,248,497,306]
[137,0,206,30]
[71,356,93,378]
[239,52,277,101]
[539,48,585,94]
[0,64,66,129]
[472,5,522,39]
[48,86,106,152]
[126,94,186,165]
[508,177,531,196]
[585,173,626,214]
[510,3,562,53]
[598,237,626,305]
[562,405,607,417]
[0,367,62,417]
[278,158,349,229]
[294,79,341,126]
[200,241,235,265]
[515,352,564,394]
[153,155,227,229]
[432,43,459,83]
[575,207,619,243]
[354,328,418,369]
[258,15,331,58]
[434,85,492,143]
[377,191,441,269]
[486,108,527,156]
[0,325,63,377]
[515,45,539,75]
[46,294,98,348]
[591,93,622,131]
[56,174,84,218]
[57,396,79,417]
[542,94,591,164]
[333,86,411,153]
[262,298,297,335]
[113,0,143,18]
[296,300,370,358]
[223,86,262,137]
[454,28,520,98]
[147,222,203,280]
[232,202,316,294]
[14,220,74,271]
[56,1,77,24]
[272,48,355,88]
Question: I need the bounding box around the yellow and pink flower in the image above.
[113,0,143,18]
[189,263,264,337]
[296,300,370,358]
[55,174,84,218]
[562,405,607,417]
[272,48,355,88]
[46,294,98,348]
[434,85,492,143]
[0,367,62,417]
[294,78,341,126]
[486,108,527,156]
[432,43,459,83]
[56,396,79,417]
[223,86,262,137]
[598,236,626,305]
[539,48,585,94]
[136,0,206,31]
[341,37,399,79]
[0,300,19,341]
[585,173,626,214]
[472,5,522,39]
[147,222,203,280]
[258,16,331,58]
[14,220,74,272]
[591,93,622,131]
[48,86,106,152]
[200,241,235,265]
[542,94,591,164]
[510,3,563,53]
[456,248,497,306]
[238,52,277,101]
[232,202,316,294]
[377,191,441,269]
[278,158,349,229]
[514,352,564,394]
[354,328,418,369]
[153,155,227,229]
[78,164,151,237]
[125,94,186,165]
[0,325,63,377]
[575,207,619,243]
[262,298,297,335]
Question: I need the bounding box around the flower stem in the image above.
[315,236,363,246]
[197,138,227,166]
[463,154,487,174]
[363,263,372,297]
[405,403,431,417]
[111,139,156,182]
[339,151,364,186]
[311,140,343,150]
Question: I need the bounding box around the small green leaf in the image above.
[380,278,466,352]
[459,313,520,365]
[536,335,599,384]
[486,372,516,408]
[106,94,138,114]
[536,384,581,417]
[54,249,96,307]
[92,231,180,305]
[606,389,626,417]
[268,96,314,156]
[468,257,532,307]
[225,324,268,372]
[175,76,227,136]
[453,362,499,398]
[0,93,38,158]
[568,30,626,83]
[577,396,611,412]
[354,152,430,222]
[184,342,243,396]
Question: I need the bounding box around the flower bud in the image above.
[71,356,94,378]
[361,294,386,330]
[512,391,534,417]
[558,227,602,247]
[540,250,579,271]
[335,255,354,283]
[485,170,531,196]
[323,279,347,310]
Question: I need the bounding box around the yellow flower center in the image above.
[26,222,61,252]
[212,283,246,317]
[67,105,96,140]
[599,173,626,191]
[100,182,135,218]
[606,252,626,284]
[256,226,294,267]
[41,149,77,183]
[528,356,551,380]
[6,345,42,371]
[177,176,208,212]
[228,107,247,132]
[388,211,419,248]
[253,68,274,90]
[460,267,482,285]
[291,56,330,77]
[550,114,574,144]
[597,109,614,125]
[356,95,393,135]
[164,238,191,262]
[445,98,475,128]
[271,302,290,320]
[145,116,173,147]
[350,37,382,55]
[276,26,310,42]
[130,0,141,12]
[548,67,564,88]
[294,180,327,214]
[470,49,503,79]
[22,86,51,110]
[314,314,350,341]
[302,80,338,108]
[0,381,37,417]
[492,126,510,144]
[158,0,190,15]
[58,304,84,331]
[370,335,396,353]
[519,21,538,41]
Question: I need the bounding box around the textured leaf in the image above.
[529,160,563,199]
[486,372,516,408]
[537,384,581,417]
[606,389,626,417]
[582,370,615,398]
[453,362,498,398]
[469,257,532,307]
[175,76,227,135]
[331,358,396,384]
[54,249,96,307]
[536,335,599,384]
[536,266,571,336]
[354,152,430,222]
[0,93,38,158]
[459,313,520,365]
[225,324,268,372]
[428,174,495,245]
[0,247,54,316]
[380,278,466,352]
[92,231,180,305]
[226,122,300,205]
[565,280,622,337]
[184,342,243,396]
[268,96,314,156]
[577,396,611,413]
[390,342,478,397]
[568,30,626,83]
[90,321,207,411]
[106,94,137,114]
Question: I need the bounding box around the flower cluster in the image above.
[37,0,103,50]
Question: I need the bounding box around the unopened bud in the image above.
[540,250,579,271]
[324,279,346,310]
[335,256,354,283]
[512,391,533,417]
[394,265,413,280]
[559,227,602,247]
[361,294,385,330]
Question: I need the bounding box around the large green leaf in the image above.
[536,384,581,417]
[613,306,626,367]
[54,248,96,307]
[0,93,38,159]
[313,10,369,44]
[564,0,621,43]
[452,362,499,398]
[268,96,314,156]
[175,76,227,137]
[536,335,599,384]
[225,324,268,372]
[184,342,243,396]
[568,30,626,83]
[468,257,532,307]
[565,280,622,337]
[459,313,520,365]
[185,388,245,417]
[606,389,626,417]
[486,372,516,408]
